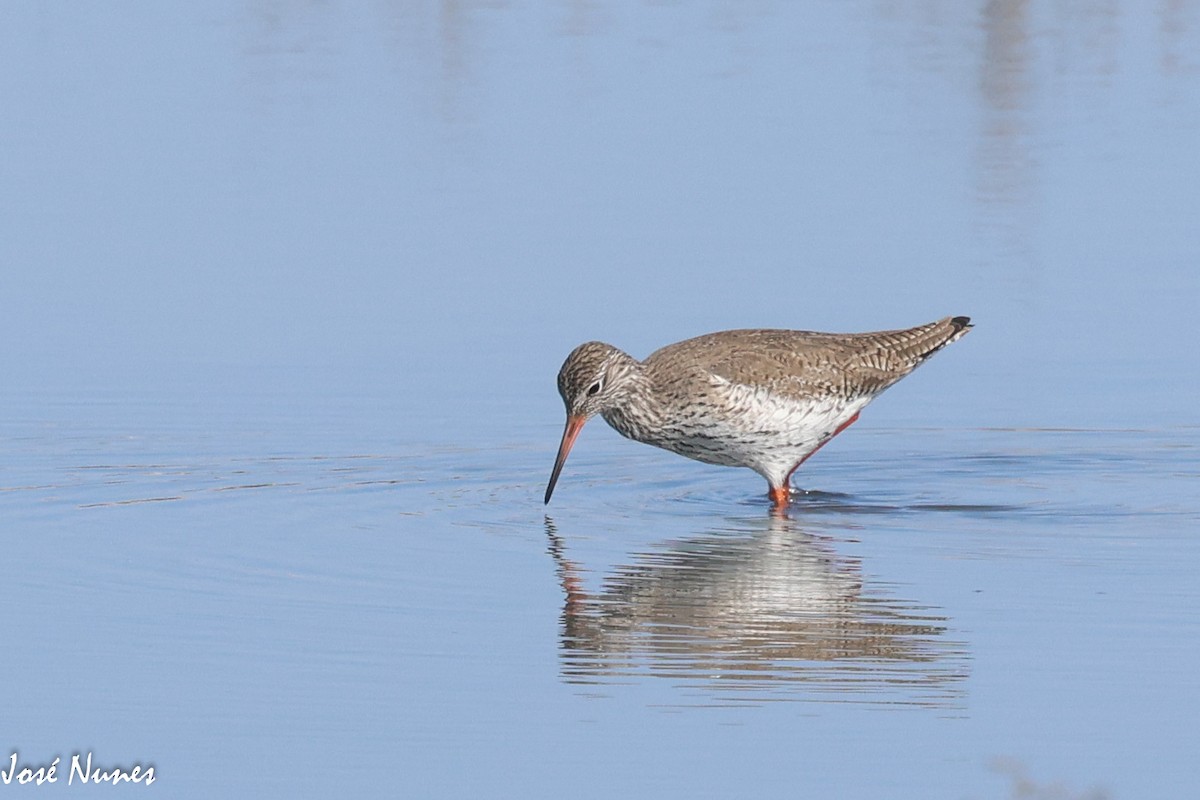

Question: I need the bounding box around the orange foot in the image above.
[768,485,791,508]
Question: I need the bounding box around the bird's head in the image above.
[544,341,639,503]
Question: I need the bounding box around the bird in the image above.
[544,315,972,508]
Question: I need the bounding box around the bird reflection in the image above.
[544,514,969,707]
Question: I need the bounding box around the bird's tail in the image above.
[869,315,973,370]
[915,315,972,361]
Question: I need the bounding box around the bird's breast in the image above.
[603,379,864,472]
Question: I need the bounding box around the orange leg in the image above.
[770,411,861,505]
[768,485,791,509]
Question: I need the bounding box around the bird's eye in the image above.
[586,380,603,397]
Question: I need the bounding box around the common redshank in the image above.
[544,316,971,508]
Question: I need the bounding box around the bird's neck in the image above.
[599,363,662,444]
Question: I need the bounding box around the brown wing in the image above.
[647,317,972,402]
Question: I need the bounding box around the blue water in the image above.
[3,2,1199,798]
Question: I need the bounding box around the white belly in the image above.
[640,381,872,487]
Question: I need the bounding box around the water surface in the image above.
[2,2,1199,798]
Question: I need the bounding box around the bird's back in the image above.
[644,316,972,404]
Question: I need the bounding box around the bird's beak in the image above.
[544,414,587,504]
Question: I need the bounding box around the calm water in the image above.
[3,2,1199,798]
